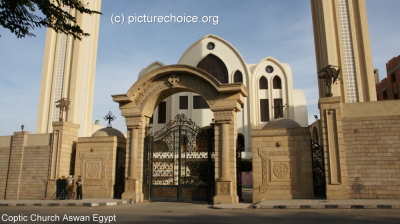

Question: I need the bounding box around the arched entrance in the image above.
[112,65,248,204]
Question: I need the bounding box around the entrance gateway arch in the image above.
[112,65,248,204]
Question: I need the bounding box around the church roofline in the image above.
[177,34,248,67]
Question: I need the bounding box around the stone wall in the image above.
[17,134,51,199]
[252,127,314,201]
[0,135,12,199]
[0,132,51,200]
[342,101,400,199]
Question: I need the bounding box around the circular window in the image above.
[266,65,274,73]
[207,42,215,50]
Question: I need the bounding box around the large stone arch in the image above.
[112,64,248,204]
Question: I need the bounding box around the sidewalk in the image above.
[213,199,400,209]
[0,199,130,207]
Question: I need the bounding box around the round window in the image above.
[266,65,274,73]
[207,42,215,50]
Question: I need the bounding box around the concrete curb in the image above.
[0,200,129,207]
[247,199,400,210]
[212,200,400,210]
[211,204,400,210]
[253,204,399,209]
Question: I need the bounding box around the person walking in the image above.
[76,175,83,200]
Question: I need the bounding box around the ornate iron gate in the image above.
[311,140,326,198]
[143,114,215,202]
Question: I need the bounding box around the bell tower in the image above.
[36,0,102,137]
[310,0,377,102]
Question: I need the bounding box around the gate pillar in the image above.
[213,110,239,204]
[318,97,348,199]
[121,115,147,202]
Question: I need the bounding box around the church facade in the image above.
[145,34,309,154]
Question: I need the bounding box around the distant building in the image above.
[376,55,400,100]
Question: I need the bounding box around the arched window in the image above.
[233,71,243,83]
[197,54,228,83]
[259,76,268,89]
[273,76,282,89]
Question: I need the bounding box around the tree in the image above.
[0,0,101,40]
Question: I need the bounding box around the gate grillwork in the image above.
[143,114,215,202]
[311,140,326,198]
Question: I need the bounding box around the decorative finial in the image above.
[104,111,116,128]
[55,98,71,121]
[318,65,341,97]
[21,124,25,131]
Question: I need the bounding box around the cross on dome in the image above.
[104,111,116,128]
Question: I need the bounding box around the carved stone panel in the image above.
[216,181,231,195]
[125,179,135,191]
[257,147,303,194]
[79,152,109,190]
[271,161,291,182]
[86,161,101,179]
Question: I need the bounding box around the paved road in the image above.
[1,202,400,224]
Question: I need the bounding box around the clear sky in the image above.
[0,0,399,136]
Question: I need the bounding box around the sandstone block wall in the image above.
[18,134,51,199]
[343,115,400,199]
[0,132,51,200]
[0,136,12,199]
[341,101,400,199]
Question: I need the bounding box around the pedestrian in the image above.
[56,176,67,200]
[76,175,83,200]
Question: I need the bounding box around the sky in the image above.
[0,0,400,136]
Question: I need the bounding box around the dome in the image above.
[92,127,125,138]
[262,118,302,129]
